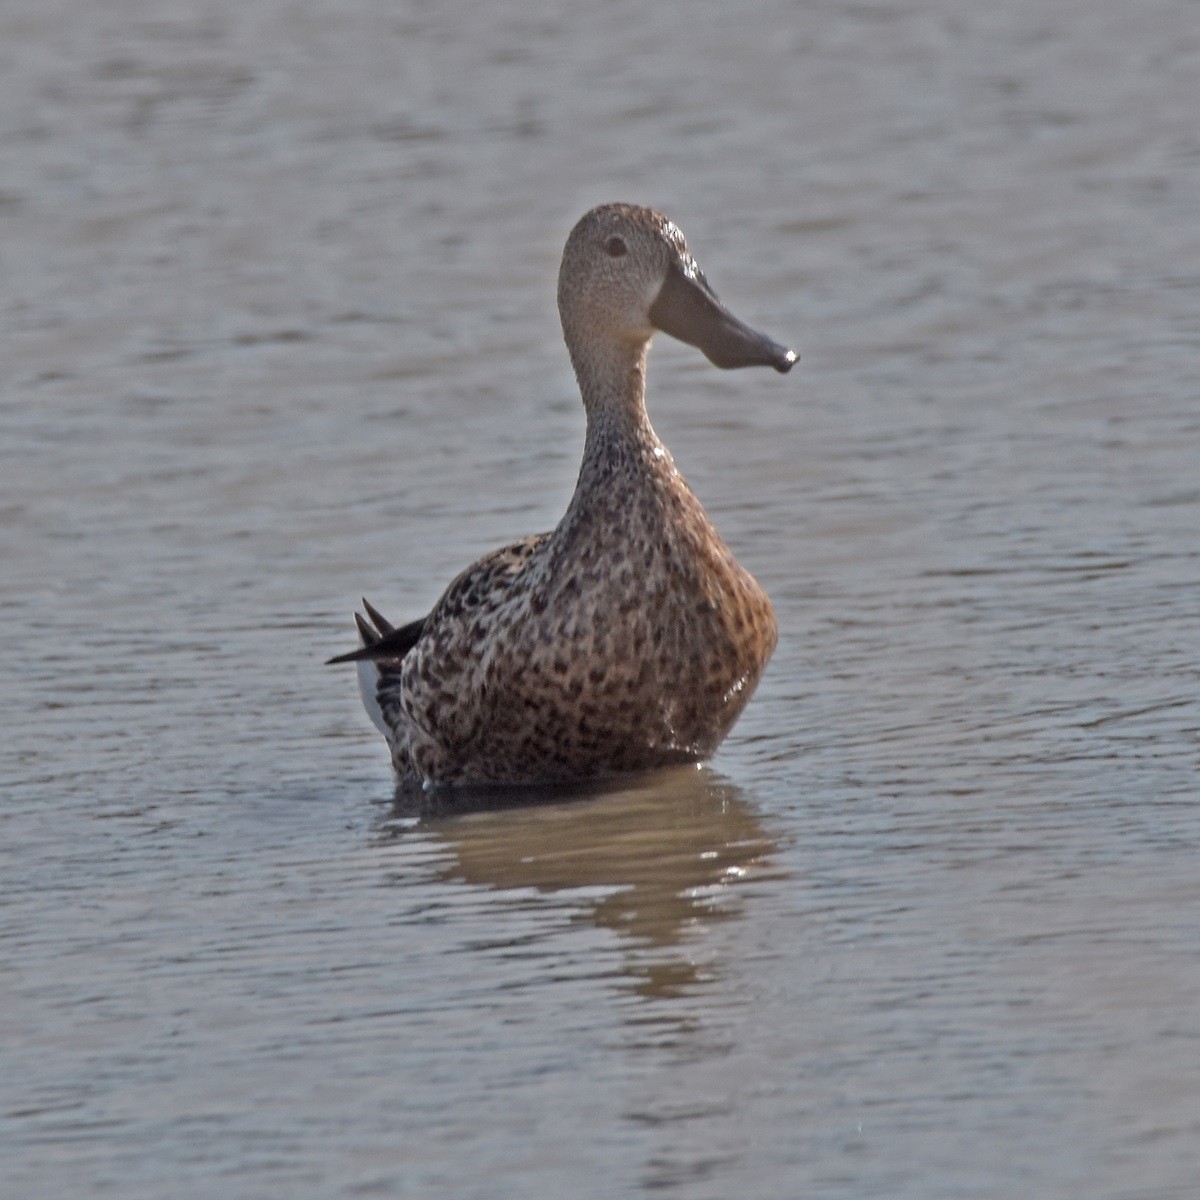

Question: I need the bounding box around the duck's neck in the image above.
[555,335,691,547]
[570,336,662,465]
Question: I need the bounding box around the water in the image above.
[3,0,1199,1196]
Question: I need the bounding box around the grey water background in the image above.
[3,0,1199,1196]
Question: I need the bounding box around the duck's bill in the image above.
[649,260,797,373]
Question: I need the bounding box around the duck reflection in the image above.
[380,766,777,1000]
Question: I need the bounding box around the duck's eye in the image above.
[605,236,628,258]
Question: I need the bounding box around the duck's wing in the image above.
[330,532,552,747]
[421,533,551,632]
[325,525,548,667]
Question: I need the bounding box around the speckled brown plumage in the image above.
[332,203,796,788]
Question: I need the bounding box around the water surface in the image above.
[3,1,1199,1197]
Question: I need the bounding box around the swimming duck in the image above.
[330,203,795,788]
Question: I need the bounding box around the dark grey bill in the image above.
[648,260,797,373]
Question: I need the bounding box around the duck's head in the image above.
[557,203,796,375]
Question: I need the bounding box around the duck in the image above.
[330,203,796,789]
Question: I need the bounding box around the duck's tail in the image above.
[328,599,426,738]
[327,598,426,664]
